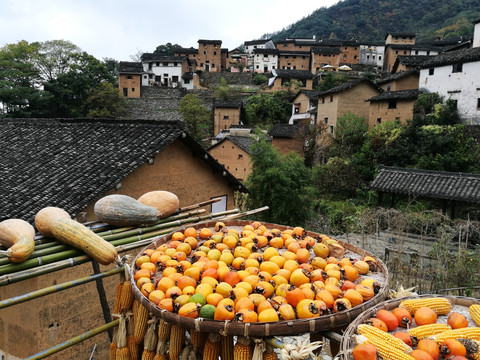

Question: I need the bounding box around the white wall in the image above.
[254,54,278,73]
[474,22,480,48]
[419,61,480,124]
[142,62,185,88]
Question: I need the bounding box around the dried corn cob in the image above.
[119,280,134,312]
[354,334,416,360]
[126,313,139,360]
[408,323,452,339]
[233,337,253,360]
[154,354,169,360]
[456,338,480,360]
[134,300,150,344]
[204,333,222,360]
[470,304,480,327]
[169,324,186,360]
[114,282,123,314]
[111,326,118,360]
[263,343,278,360]
[141,318,158,360]
[357,324,413,353]
[157,319,172,356]
[221,335,234,360]
[399,297,452,315]
[188,329,203,350]
[430,328,480,344]
[116,313,131,360]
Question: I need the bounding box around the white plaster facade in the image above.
[419,57,480,124]
[474,20,480,48]
[359,44,385,70]
[253,51,278,73]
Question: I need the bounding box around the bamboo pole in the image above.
[0,266,124,309]
[23,319,120,360]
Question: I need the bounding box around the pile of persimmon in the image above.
[352,297,480,360]
[133,221,383,322]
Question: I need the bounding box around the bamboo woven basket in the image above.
[340,293,480,360]
[131,220,390,337]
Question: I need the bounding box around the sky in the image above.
[1,0,340,61]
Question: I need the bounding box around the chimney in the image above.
[474,19,480,48]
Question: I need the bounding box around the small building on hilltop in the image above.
[375,69,420,91]
[118,61,144,98]
[269,123,306,157]
[213,99,244,136]
[140,54,195,89]
[197,39,223,72]
[267,69,314,92]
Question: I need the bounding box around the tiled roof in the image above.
[370,165,480,203]
[385,32,416,38]
[396,55,434,67]
[175,47,198,54]
[269,124,303,138]
[213,100,243,108]
[0,118,247,222]
[119,62,143,74]
[278,50,311,56]
[244,39,271,46]
[297,90,321,100]
[366,89,421,102]
[275,69,314,80]
[419,46,480,68]
[198,39,222,45]
[209,136,256,155]
[141,54,189,62]
[375,69,419,85]
[385,44,414,50]
[253,48,278,55]
[311,47,341,54]
[316,78,379,97]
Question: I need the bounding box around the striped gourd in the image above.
[169,324,185,360]
[233,337,253,360]
[50,217,117,265]
[408,324,452,339]
[399,297,452,315]
[470,305,480,327]
[221,335,234,360]
[203,333,221,360]
[430,328,480,344]
[357,324,413,353]
[134,301,150,344]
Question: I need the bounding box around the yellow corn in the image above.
[456,338,480,360]
[408,323,452,339]
[114,282,123,314]
[221,335,234,360]
[203,333,221,360]
[430,328,480,344]
[470,304,480,327]
[233,337,253,360]
[355,333,415,360]
[158,319,172,341]
[263,344,278,360]
[134,301,150,344]
[357,324,413,353]
[126,315,139,360]
[111,326,119,360]
[169,324,186,360]
[153,354,169,360]
[119,280,134,312]
[116,347,131,360]
[399,297,452,315]
[188,329,205,351]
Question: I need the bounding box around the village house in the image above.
[213,99,243,136]
[267,69,314,92]
[0,118,248,359]
[366,89,422,128]
[227,48,247,71]
[315,78,380,134]
[269,123,307,157]
[310,46,342,72]
[174,47,199,64]
[275,37,317,52]
[196,39,223,72]
[391,55,433,73]
[244,39,276,71]
[359,42,385,71]
[290,89,320,124]
[253,48,278,73]
[375,69,420,91]
[277,50,311,71]
[383,32,417,72]
[140,54,195,89]
[118,61,143,98]
[208,128,255,182]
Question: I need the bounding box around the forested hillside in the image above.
[263,0,480,42]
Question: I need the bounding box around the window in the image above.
[377,118,381,124]
[395,51,399,55]
[223,115,229,120]
[477,98,480,109]
[184,79,190,84]
[388,100,397,109]
[452,63,463,73]
[214,51,217,55]
[123,88,128,97]
[172,76,178,82]
[126,75,132,79]
[429,68,434,75]
[156,62,159,66]
[330,96,334,102]
[329,126,334,134]
[324,117,328,124]
[203,51,206,55]
[321,97,325,104]
[211,195,227,213]
[238,154,243,160]
[379,56,382,61]
[386,85,391,91]
[131,88,135,92]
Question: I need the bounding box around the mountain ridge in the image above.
[261,0,480,43]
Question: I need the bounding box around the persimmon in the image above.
[392,307,412,327]
[352,343,377,360]
[417,339,440,360]
[441,339,467,357]
[158,298,174,312]
[411,349,434,360]
[296,299,320,318]
[236,308,258,323]
[376,309,399,331]
[183,227,197,238]
[343,289,364,307]
[235,296,255,312]
[224,270,241,286]
[447,312,468,329]
[214,303,235,321]
[414,307,437,326]
[315,289,335,309]
[286,286,306,308]
[366,317,388,332]
[393,332,413,347]
[258,308,279,322]
[199,227,213,239]
[277,303,296,320]
[148,289,166,305]
[206,293,223,307]
[343,266,359,282]
[257,299,274,314]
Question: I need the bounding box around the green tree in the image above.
[84,82,127,118]
[0,40,45,117]
[214,77,233,100]
[315,72,350,91]
[244,91,292,127]
[329,112,368,159]
[245,138,317,226]
[153,43,182,56]
[34,40,82,81]
[313,157,362,198]
[413,92,460,126]
[178,94,211,145]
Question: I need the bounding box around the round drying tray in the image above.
[340,293,480,360]
[131,220,390,337]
